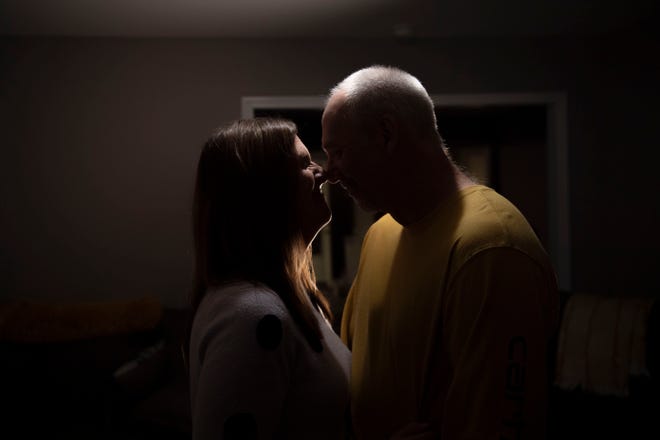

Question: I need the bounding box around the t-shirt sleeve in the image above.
[439,247,557,440]
[192,292,296,440]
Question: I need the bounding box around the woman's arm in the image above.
[192,292,296,440]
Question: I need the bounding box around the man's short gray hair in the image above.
[329,65,438,138]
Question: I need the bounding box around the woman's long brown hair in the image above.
[189,118,331,354]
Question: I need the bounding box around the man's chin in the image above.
[352,196,379,213]
[338,184,380,213]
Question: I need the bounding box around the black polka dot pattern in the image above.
[256,314,282,350]
[224,413,258,440]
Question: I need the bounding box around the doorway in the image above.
[243,93,571,308]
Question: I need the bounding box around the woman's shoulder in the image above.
[190,281,300,380]
[200,280,290,323]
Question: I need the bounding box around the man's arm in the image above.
[439,247,558,440]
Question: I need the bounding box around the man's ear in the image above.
[380,114,399,154]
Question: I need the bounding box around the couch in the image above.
[0,297,191,439]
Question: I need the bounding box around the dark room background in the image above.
[2,3,660,438]
[1,30,659,308]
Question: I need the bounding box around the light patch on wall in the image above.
[0,0,400,37]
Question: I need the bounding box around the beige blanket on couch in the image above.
[555,293,654,397]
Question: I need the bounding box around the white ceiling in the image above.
[0,0,657,38]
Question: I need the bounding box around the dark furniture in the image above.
[1,291,657,439]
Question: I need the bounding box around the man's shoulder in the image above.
[363,213,402,241]
[459,187,538,241]
[446,186,550,264]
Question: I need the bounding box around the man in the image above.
[321,65,559,439]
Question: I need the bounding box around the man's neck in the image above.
[389,150,475,227]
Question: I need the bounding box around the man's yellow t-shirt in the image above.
[341,185,559,439]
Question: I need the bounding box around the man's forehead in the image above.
[322,92,353,149]
[323,92,347,118]
[321,114,345,149]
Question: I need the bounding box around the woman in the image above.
[188,118,350,440]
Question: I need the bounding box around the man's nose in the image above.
[322,159,340,184]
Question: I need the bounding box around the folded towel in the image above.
[554,293,654,397]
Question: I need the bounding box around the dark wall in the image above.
[1,34,658,306]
